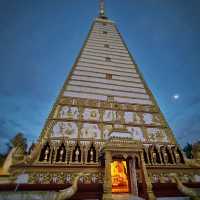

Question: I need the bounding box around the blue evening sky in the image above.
[0,0,199,152]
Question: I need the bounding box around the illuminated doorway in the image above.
[111,160,129,193]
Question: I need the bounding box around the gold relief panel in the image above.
[165,128,176,143]
[143,105,151,112]
[103,110,117,122]
[83,108,100,121]
[124,112,141,124]
[100,101,112,109]
[59,106,79,119]
[52,105,61,118]
[127,104,136,111]
[127,126,145,141]
[134,112,142,124]
[152,114,162,125]
[103,124,113,139]
[78,98,86,106]
[80,123,101,139]
[143,113,153,125]
[59,97,73,105]
[147,128,169,142]
[124,112,133,123]
[112,102,122,110]
[116,110,124,123]
[51,121,78,138]
[86,99,99,107]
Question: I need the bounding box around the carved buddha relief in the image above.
[103,110,117,122]
[103,125,113,139]
[80,123,101,139]
[134,112,141,124]
[83,108,100,121]
[152,114,162,125]
[127,126,145,141]
[143,113,153,124]
[124,112,142,124]
[124,112,133,123]
[147,128,159,142]
[147,128,169,142]
[59,106,79,119]
[159,129,169,142]
[51,122,78,138]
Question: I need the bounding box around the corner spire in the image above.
[99,0,107,19]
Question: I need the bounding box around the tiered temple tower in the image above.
[5,1,200,200]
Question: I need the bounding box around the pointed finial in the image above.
[99,0,107,18]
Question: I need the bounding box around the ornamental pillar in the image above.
[168,147,176,164]
[130,155,138,196]
[140,152,156,200]
[145,147,150,164]
[157,147,163,164]
[103,150,113,200]
[53,147,58,163]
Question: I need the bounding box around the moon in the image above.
[173,94,180,100]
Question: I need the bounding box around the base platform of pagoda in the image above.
[0,183,199,200]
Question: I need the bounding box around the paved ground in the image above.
[157,198,190,200]
[112,194,190,200]
[112,194,144,200]
[0,192,191,200]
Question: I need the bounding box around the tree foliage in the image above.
[10,132,27,152]
[0,133,27,166]
[0,153,6,167]
[183,143,193,159]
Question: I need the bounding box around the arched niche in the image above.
[72,143,81,162]
[39,142,51,162]
[143,148,148,164]
[172,146,185,164]
[149,145,161,164]
[161,146,173,164]
[56,143,66,162]
[87,143,96,163]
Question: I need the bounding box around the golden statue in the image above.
[59,147,64,162]
[90,149,94,162]
[75,149,80,162]
[111,160,129,192]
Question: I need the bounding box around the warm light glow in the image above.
[111,160,129,193]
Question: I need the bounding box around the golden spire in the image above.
[99,0,107,18]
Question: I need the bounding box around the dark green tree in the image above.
[10,132,27,153]
[0,133,27,166]
[183,143,193,159]
[0,153,6,166]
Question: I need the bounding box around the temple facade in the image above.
[1,1,200,200]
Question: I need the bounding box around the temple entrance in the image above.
[111,159,129,193]
[103,138,144,199]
